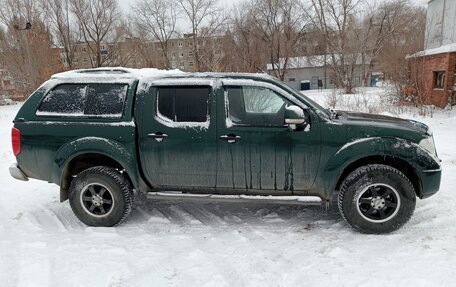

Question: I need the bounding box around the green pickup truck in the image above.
[9,68,441,233]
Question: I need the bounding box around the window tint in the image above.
[85,84,128,116]
[157,87,174,120]
[37,83,128,118]
[226,86,287,127]
[37,84,86,115]
[157,86,210,123]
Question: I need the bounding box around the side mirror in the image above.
[285,105,308,131]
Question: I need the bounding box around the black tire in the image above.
[338,164,416,234]
[69,166,134,227]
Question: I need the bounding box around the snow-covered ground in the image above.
[304,86,438,116]
[1,88,456,286]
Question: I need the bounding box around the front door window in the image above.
[225,86,288,127]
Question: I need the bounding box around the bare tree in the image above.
[379,2,426,104]
[0,0,62,96]
[70,0,121,68]
[227,4,269,73]
[352,0,421,86]
[227,0,310,78]
[44,0,79,69]
[178,0,225,71]
[248,0,310,80]
[308,0,364,93]
[377,2,426,74]
[132,0,178,69]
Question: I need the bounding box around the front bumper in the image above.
[420,168,442,199]
[9,163,29,181]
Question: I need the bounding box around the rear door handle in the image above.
[148,132,168,142]
[220,134,241,144]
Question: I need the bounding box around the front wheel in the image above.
[338,164,416,234]
[69,166,134,227]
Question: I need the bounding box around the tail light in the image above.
[12,127,21,156]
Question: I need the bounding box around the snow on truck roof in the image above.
[51,67,184,81]
[49,67,277,94]
[50,67,275,83]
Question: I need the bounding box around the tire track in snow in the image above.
[131,198,336,232]
[178,204,227,226]
[22,202,84,231]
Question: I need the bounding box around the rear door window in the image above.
[37,83,128,118]
[157,86,210,123]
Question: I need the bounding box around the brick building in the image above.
[409,46,456,107]
[408,0,456,107]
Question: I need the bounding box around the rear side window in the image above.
[157,86,210,123]
[37,84,86,115]
[36,83,128,118]
[85,84,128,117]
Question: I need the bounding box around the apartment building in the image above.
[167,36,197,72]
[63,35,198,72]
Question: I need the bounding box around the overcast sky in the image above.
[118,0,429,34]
[118,0,429,10]
[118,0,243,10]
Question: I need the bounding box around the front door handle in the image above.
[220,134,241,144]
[148,132,168,142]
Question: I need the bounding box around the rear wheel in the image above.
[338,164,416,234]
[69,166,134,226]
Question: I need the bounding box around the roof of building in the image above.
[407,43,456,58]
[266,54,371,71]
